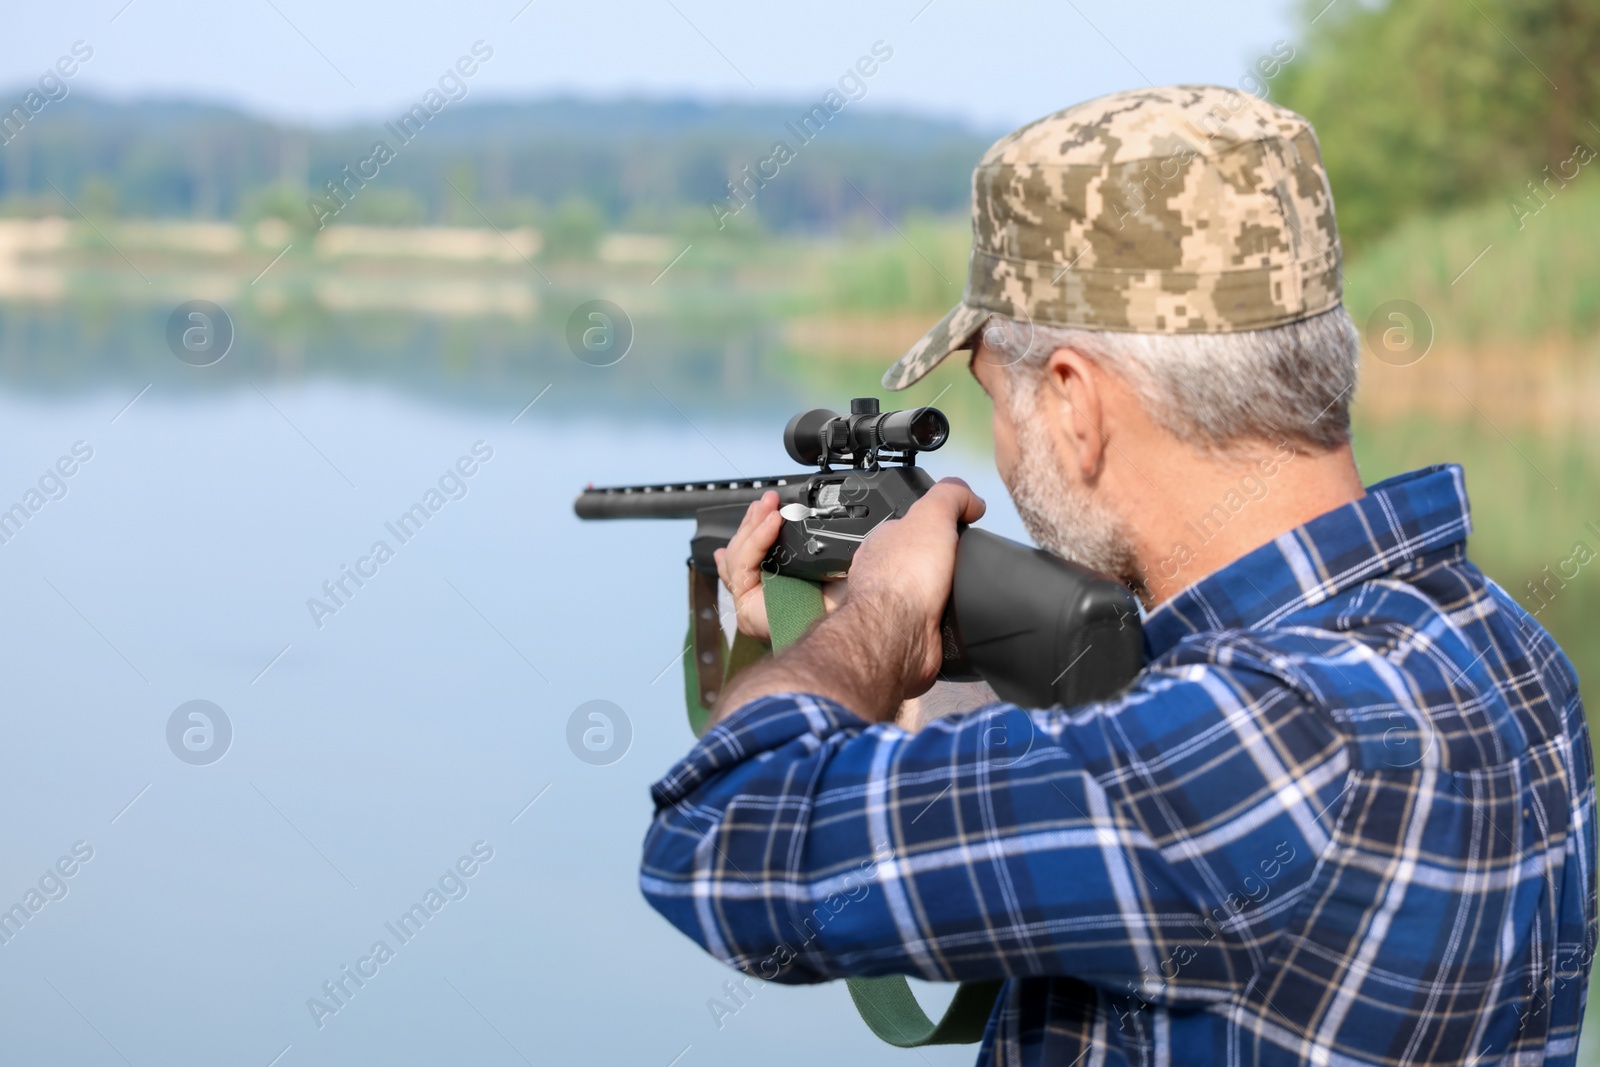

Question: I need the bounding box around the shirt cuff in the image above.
[650,691,867,812]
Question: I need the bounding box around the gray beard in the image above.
[1004,399,1143,594]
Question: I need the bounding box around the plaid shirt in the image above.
[641,465,1596,1066]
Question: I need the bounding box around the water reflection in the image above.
[0,293,797,415]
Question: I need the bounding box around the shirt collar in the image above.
[1142,464,1473,657]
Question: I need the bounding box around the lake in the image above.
[0,291,1028,1066]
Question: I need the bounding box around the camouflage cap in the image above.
[883,85,1343,390]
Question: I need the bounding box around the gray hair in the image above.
[980,305,1360,451]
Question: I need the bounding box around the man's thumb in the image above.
[927,478,986,524]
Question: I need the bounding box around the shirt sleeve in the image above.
[639,656,1349,1004]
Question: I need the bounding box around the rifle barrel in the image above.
[574,474,810,520]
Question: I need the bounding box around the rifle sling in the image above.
[681,570,1000,1049]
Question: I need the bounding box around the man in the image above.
[640,86,1596,1065]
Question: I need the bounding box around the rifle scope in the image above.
[783,398,949,467]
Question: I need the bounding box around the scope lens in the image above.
[905,408,948,450]
[874,407,949,452]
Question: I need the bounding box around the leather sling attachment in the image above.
[688,564,726,713]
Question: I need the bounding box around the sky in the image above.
[3,0,1302,130]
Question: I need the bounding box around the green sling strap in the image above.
[681,571,1002,1048]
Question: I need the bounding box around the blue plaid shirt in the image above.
[642,465,1596,1066]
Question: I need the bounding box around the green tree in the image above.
[1275,0,1600,250]
[539,197,603,261]
[439,162,480,227]
[240,183,323,243]
[346,188,427,227]
[80,176,118,220]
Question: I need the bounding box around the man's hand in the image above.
[714,490,846,642]
[842,478,987,694]
[711,478,987,725]
[713,491,783,642]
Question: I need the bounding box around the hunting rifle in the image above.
[574,398,1142,714]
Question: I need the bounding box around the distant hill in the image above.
[0,95,997,232]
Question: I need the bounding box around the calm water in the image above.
[0,303,1031,1066]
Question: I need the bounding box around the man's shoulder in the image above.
[1143,552,1584,772]
[1067,636,1340,782]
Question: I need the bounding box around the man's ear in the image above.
[1044,346,1107,480]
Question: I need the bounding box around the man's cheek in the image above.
[993,436,1017,487]
[989,406,1020,483]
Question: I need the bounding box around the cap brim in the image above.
[880,302,988,391]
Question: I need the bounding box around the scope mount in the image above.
[824,398,894,472]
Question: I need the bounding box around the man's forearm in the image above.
[711,598,922,727]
